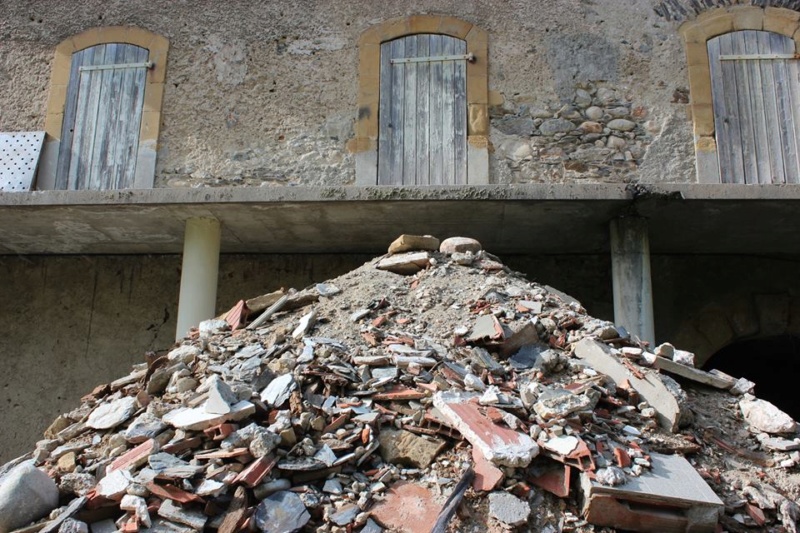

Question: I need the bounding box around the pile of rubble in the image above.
[1,235,799,533]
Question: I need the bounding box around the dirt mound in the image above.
[1,236,798,532]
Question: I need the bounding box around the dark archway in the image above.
[703,335,800,421]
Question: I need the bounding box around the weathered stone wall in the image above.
[0,0,699,186]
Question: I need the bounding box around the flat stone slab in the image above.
[574,338,689,432]
[653,356,732,390]
[388,234,440,254]
[87,396,138,430]
[580,452,722,533]
[163,400,255,431]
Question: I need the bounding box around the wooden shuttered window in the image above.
[708,30,800,184]
[378,34,468,185]
[55,43,149,190]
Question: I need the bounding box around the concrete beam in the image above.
[175,218,221,340]
[610,216,655,346]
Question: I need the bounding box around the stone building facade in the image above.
[0,0,799,461]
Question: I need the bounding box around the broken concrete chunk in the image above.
[581,453,723,533]
[388,234,440,254]
[167,345,200,365]
[199,319,229,337]
[653,356,733,389]
[87,396,138,430]
[673,349,696,367]
[205,375,238,415]
[96,469,133,500]
[433,392,539,467]
[253,491,310,533]
[0,461,59,533]
[730,376,756,395]
[378,428,446,469]
[543,435,580,456]
[488,491,530,526]
[260,374,297,407]
[595,466,626,486]
[157,499,207,530]
[376,252,431,275]
[439,236,482,255]
[740,396,797,434]
[534,388,596,420]
[574,338,690,432]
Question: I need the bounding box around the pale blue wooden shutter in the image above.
[708,30,800,184]
[56,43,149,190]
[378,34,468,185]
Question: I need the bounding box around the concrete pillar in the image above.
[610,216,655,346]
[176,218,221,340]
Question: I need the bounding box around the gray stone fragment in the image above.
[495,116,535,136]
[205,375,238,415]
[87,396,138,430]
[360,518,384,533]
[124,411,167,443]
[488,491,530,526]
[585,106,603,120]
[57,519,88,533]
[260,374,297,407]
[254,478,292,500]
[607,118,636,131]
[254,491,310,533]
[157,499,207,529]
[378,428,446,469]
[329,503,360,526]
[0,460,59,533]
[534,388,594,420]
[322,478,343,494]
[539,118,576,135]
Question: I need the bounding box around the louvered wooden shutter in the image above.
[55,43,149,190]
[708,30,800,184]
[378,34,467,185]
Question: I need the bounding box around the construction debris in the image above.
[1,234,798,533]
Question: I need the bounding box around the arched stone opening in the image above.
[703,334,800,421]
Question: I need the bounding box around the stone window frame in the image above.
[37,26,169,190]
[680,6,800,184]
[349,15,489,186]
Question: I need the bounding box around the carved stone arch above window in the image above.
[38,27,169,190]
[349,15,489,186]
[680,7,800,184]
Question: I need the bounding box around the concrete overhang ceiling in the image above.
[0,184,799,255]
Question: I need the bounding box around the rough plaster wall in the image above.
[0,0,695,186]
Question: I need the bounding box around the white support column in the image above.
[610,216,655,346]
[176,217,221,340]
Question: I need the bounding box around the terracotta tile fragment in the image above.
[108,439,158,473]
[371,482,442,533]
[472,447,503,492]
[145,482,204,504]
[235,456,277,488]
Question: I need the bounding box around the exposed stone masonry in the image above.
[655,0,800,22]
[490,84,653,184]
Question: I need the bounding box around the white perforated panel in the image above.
[0,131,45,192]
